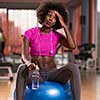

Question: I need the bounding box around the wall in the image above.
[81,0,89,43]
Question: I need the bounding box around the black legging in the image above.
[16,63,81,100]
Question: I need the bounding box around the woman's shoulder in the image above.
[25,26,39,32]
[53,30,64,36]
[53,30,65,40]
[24,27,39,36]
[23,27,39,40]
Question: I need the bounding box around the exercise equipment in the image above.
[14,81,72,100]
[74,43,96,70]
[0,62,13,81]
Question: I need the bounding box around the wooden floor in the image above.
[80,70,100,100]
[0,70,100,100]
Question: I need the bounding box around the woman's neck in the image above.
[40,26,52,34]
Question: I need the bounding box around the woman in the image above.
[16,2,81,100]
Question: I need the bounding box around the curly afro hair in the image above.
[37,2,69,30]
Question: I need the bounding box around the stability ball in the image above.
[14,81,72,100]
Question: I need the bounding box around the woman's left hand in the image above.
[54,11,66,28]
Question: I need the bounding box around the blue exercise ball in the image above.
[64,82,73,100]
[14,81,72,100]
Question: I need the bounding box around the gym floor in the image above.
[0,69,100,100]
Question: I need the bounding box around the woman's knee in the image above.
[67,63,81,81]
[64,63,80,74]
[17,64,29,79]
[17,64,26,74]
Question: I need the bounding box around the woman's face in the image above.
[43,10,56,28]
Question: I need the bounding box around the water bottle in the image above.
[32,70,40,90]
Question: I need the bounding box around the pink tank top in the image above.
[24,27,64,56]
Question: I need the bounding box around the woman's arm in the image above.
[21,36,30,63]
[21,36,36,70]
[61,25,76,49]
[55,11,76,49]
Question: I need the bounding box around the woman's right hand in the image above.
[27,63,36,70]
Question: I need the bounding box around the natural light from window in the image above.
[97,0,100,12]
